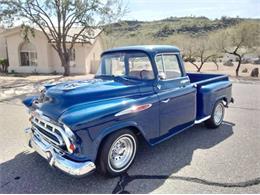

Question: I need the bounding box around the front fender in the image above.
[94,120,146,144]
[58,98,136,130]
[22,95,38,108]
[58,95,159,162]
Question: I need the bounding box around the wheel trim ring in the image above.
[108,134,136,173]
[109,137,133,169]
[214,103,224,125]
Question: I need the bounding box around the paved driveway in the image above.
[0,82,259,193]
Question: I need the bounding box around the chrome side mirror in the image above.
[158,72,166,80]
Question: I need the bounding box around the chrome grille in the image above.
[31,115,64,147]
[30,110,75,154]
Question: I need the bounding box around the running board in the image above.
[195,116,211,124]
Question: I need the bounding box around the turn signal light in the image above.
[69,143,76,152]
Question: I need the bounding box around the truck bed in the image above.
[187,73,229,86]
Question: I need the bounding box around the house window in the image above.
[19,42,37,66]
[69,48,76,67]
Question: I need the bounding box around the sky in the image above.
[123,0,260,21]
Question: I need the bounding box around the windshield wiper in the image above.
[116,75,141,81]
[95,75,115,79]
[95,75,140,82]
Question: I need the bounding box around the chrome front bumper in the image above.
[25,128,96,177]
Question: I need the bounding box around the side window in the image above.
[155,54,182,79]
[155,54,164,72]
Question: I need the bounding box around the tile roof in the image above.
[0,26,102,44]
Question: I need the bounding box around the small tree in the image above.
[218,22,260,76]
[181,36,216,72]
[211,54,222,71]
[0,0,126,76]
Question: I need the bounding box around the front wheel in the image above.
[97,129,138,177]
[205,100,225,129]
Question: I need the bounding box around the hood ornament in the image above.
[63,83,81,90]
[62,79,104,91]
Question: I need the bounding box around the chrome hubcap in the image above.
[108,135,136,172]
[214,103,224,125]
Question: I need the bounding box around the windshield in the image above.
[96,52,155,80]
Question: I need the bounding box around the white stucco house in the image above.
[0,26,104,74]
[0,27,7,59]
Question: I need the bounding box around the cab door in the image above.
[155,53,196,136]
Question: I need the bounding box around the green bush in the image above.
[0,58,9,73]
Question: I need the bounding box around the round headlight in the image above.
[39,85,46,93]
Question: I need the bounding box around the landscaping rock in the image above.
[223,60,234,66]
[250,68,259,77]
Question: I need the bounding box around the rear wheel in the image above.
[205,100,225,129]
[97,129,138,177]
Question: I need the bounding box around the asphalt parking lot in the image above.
[0,81,260,193]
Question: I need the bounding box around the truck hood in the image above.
[36,78,143,121]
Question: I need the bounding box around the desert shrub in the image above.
[32,69,39,75]
[242,68,248,73]
[154,25,175,37]
[223,60,234,66]
[0,58,9,73]
[183,56,196,63]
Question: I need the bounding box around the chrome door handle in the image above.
[161,98,170,103]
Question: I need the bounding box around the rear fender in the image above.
[198,81,232,118]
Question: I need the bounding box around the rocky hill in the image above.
[103,17,260,48]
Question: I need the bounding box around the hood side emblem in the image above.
[115,104,152,117]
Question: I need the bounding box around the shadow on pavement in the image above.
[0,122,235,193]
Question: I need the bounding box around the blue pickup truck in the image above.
[23,45,233,177]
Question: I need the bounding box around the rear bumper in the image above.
[25,128,96,177]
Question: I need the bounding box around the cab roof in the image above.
[102,45,180,56]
